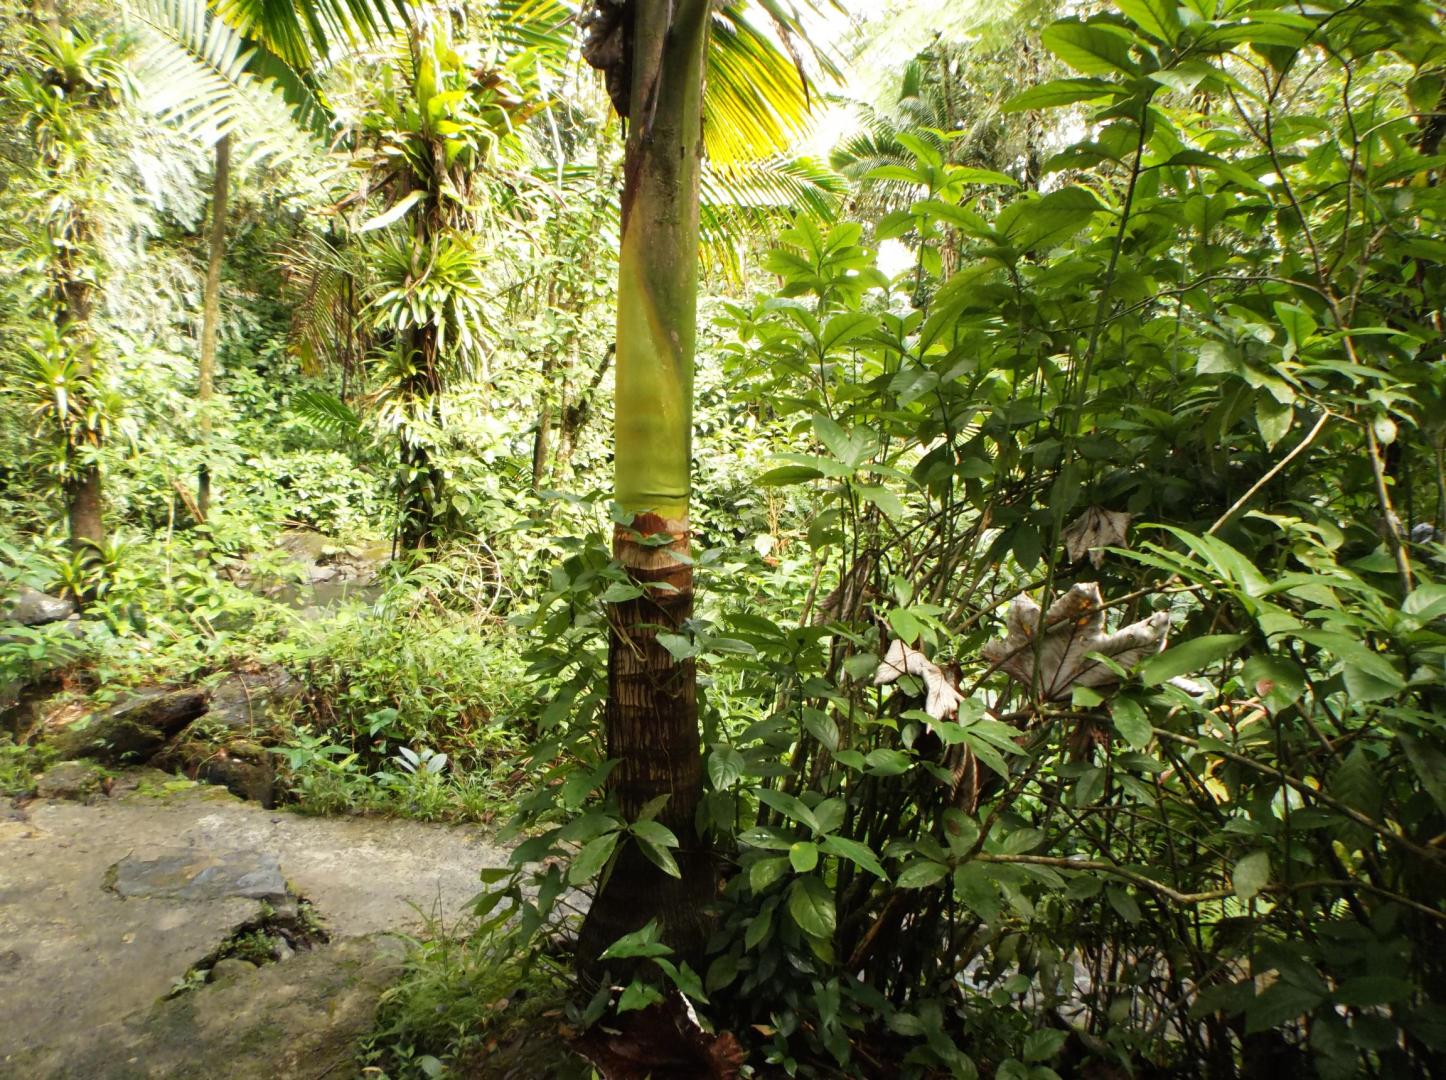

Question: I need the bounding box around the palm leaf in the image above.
[126,0,312,162]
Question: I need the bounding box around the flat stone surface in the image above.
[11,935,406,1079]
[0,776,508,1071]
[109,850,288,903]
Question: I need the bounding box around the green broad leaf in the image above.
[1403,584,1446,626]
[787,876,837,939]
[755,788,820,833]
[1233,850,1271,901]
[1041,20,1140,76]
[655,632,698,661]
[812,413,871,468]
[1140,634,1248,686]
[600,920,672,960]
[1255,395,1292,450]
[705,952,740,994]
[749,855,790,893]
[821,835,887,879]
[808,799,845,839]
[599,581,643,603]
[636,835,681,878]
[1116,0,1181,42]
[790,841,819,873]
[660,959,708,1004]
[997,186,1108,248]
[1022,1027,1069,1063]
[832,748,867,771]
[568,832,619,885]
[1002,77,1123,111]
[738,826,795,851]
[802,708,840,753]
[942,809,981,854]
[1107,885,1142,924]
[637,793,671,822]
[855,483,906,520]
[865,748,912,776]
[1292,629,1405,702]
[758,465,825,485]
[819,313,878,355]
[896,859,950,889]
[631,819,679,848]
[616,979,664,1014]
[1240,655,1304,712]
[1001,828,1044,855]
[707,745,745,790]
[1148,63,1214,95]
[947,165,1021,187]
[1111,694,1153,749]
[886,607,925,645]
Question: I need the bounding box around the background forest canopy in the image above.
[2,0,1446,1077]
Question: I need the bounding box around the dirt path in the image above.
[0,770,509,1077]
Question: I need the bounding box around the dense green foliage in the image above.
[3,0,1445,1077]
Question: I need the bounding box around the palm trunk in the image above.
[577,0,712,971]
[197,134,231,520]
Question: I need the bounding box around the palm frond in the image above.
[291,387,363,442]
[210,0,404,71]
[126,0,312,163]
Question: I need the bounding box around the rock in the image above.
[308,563,339,584]
[2,587,75,627]
[204,666,302,735]
[207,957,259,983]
[278,527,335,561]
[35,761,106,801]
[149,732,277,805]
[49,687,210,763]
[109,849,289,904]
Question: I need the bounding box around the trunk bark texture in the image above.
[577,0,713,972]
[197,134,231,520]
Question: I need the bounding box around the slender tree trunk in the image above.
[531,355,554,492]
[57,226,105,560]
[197,133,231,520]
[577,0,712,972]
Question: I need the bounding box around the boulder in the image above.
[155,736,278,806]
[35,761,106,801]
[49,687,210,763]
[204,667,302,735]
[2,587,75,627]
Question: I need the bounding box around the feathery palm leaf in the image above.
[126,0,312,161]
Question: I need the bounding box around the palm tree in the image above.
[575,0,836,966]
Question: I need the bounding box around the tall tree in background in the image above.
[11,24,127,572]
[196,133,230,520]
